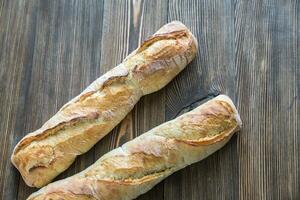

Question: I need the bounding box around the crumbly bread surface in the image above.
[28,95,242,200]
[11,21,198,188]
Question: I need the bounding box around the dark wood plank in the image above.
[0,1,40,199]
[235,0,299,199]
[133,1,168,199]
[93,0,132,161]
[0,0,299,200]
[92,1,167,200]
[164,0,238,200]
[0,0,104,199]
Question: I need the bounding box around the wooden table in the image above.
[0,0,299,199]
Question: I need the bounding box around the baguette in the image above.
[27,95,242,200]
[11,21,198,188]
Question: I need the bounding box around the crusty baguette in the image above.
[27,95,242,200]
[11,21,198,188]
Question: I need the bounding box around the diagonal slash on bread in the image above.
[27,95,242,200]
[11,21,198,188]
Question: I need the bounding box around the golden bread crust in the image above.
[11,21,198,188]
[27,95,242,200]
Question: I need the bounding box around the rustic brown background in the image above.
[0,0,299,199]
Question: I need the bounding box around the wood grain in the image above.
[164,1,238,200]
[235,1,299,199]
[0,0,299,199]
